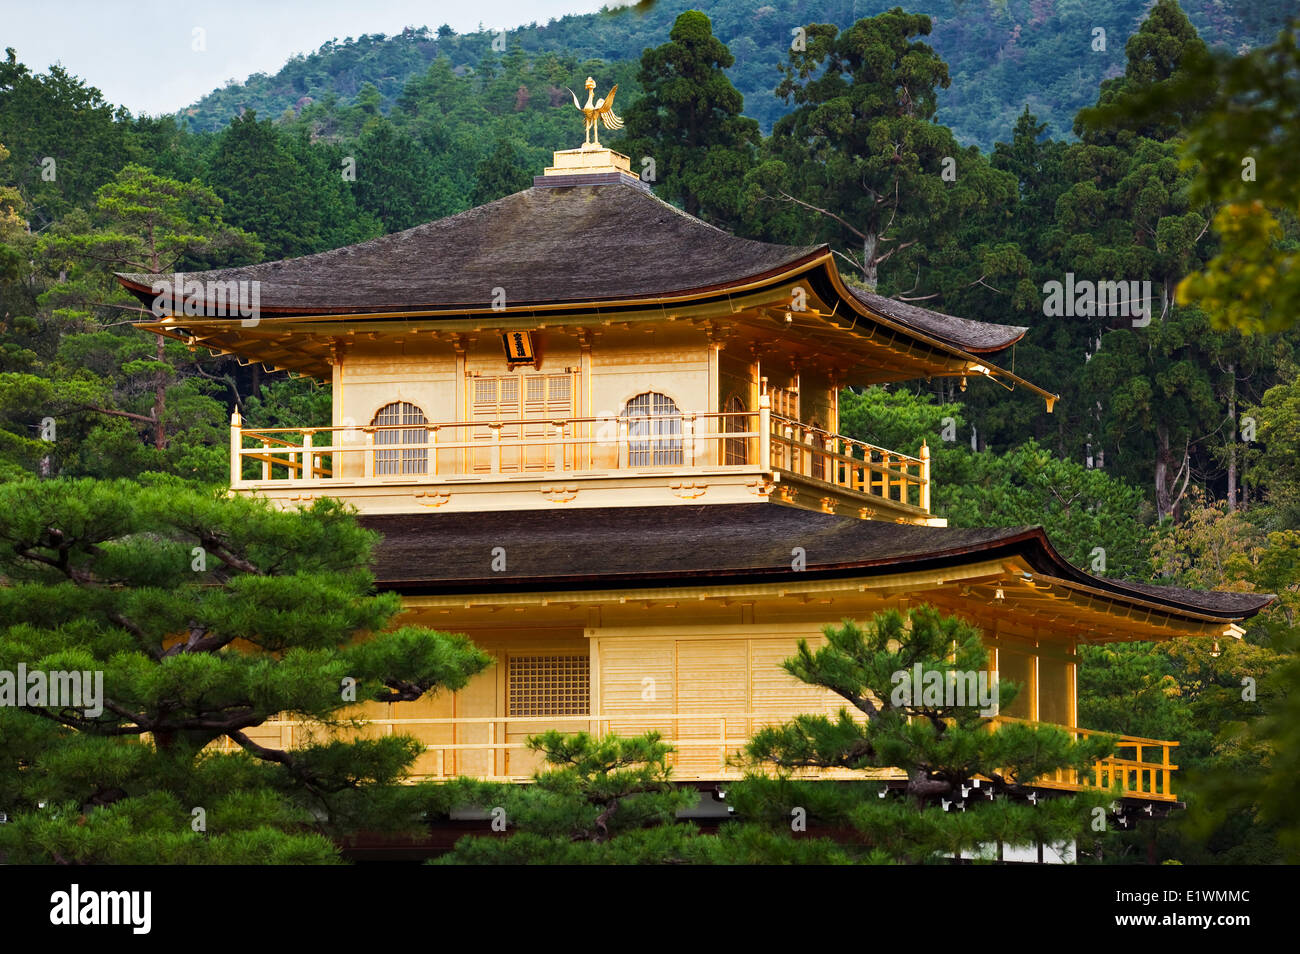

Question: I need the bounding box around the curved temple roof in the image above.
[358,504,1274,624]
[118,182,1027,356]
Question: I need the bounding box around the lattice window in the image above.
[372,402,428,475]
[623,391,683,467]
[507,655,590,718]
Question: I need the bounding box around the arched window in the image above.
[622,392,682,467]
[372,401,428,475]
[723,394,748,465]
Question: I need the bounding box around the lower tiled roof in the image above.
[358,504,1272,621]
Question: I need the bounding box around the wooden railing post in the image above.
[363,428,374,479]
[229,411,242,487]
[719,717,727,773]
[490,422,501,475]
[920,441,931,512]
[302,432,314,482]
[759,395,771,470]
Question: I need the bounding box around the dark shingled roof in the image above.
[120,185,823,313]
[358,504,1273,621]
[849,287,1027,353]
[118,181,1028,354]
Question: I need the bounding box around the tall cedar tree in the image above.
[1080,9,1300,335]
[750,9,959,289]
[622,10,760,229]
[1072,3,1262,520]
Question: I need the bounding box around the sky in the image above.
[1,0,622,116]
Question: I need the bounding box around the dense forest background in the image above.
[173,0,1295,148]
[2,0,1299,864]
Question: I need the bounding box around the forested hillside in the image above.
[2,1,1299,863]
[176,0,1293,148]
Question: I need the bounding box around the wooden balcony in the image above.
[220,712,1178,801]
[228,397,937,520]
[991,717,1179,802]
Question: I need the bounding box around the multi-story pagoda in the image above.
[119,143,1270,807]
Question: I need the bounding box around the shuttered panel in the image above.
[598,638,675,742]
[749,637,844,724]
[594,631,857,779]
[507,654,589,717]
[471,373,575,473]
[674,639,748,776]
[522,374,573,471]
[502,654,589,776]
[623,392,684,467]
[373,401,428,475]
[471,376,520,472]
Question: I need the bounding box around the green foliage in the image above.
[0,791,341,865]
[1079,635,1290,863]
[840,388,1152,576]
[1185,631,1300,862]
[1245,368,1300,525]
[435,730,699,863]
[733,608,1116,863]
[750,9,970,288]
[1079,13,1300,334]
[5,164,261,482]
[1,8,1297,867]
[205,112,380,259]
[0,478,492,863]
[623,10,760,226]
[170,4,1282,152]
[745,608,1114,790]
[939,440,1153,576]
[0,48,134,230]
[352,119,442,230]
[470,139,533,206]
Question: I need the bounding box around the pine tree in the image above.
[0,478,492,863]
[732,607,1117,863]
[14,165,260,481]
[434,731,702,864]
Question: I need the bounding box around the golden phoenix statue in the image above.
[565,76,624,148]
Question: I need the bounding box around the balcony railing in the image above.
[229,397,932,513]
[216,711,1178,800]
[992,716,1179,801]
